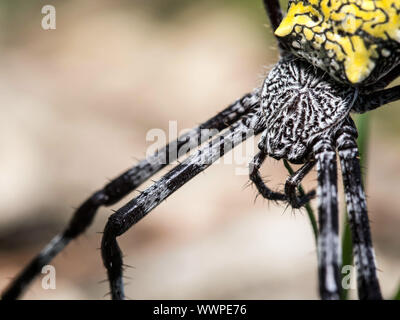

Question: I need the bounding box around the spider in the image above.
[2,0,400,300]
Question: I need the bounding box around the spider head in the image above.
[275,0,400,86]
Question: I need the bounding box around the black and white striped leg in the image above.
[2,91,259,300]
[337,130,382,300]
[364,66,400,91]
[250,153,315,207]
[354,85,400,114]
[249,151,286,202]
[263,0,283,32]
[102,120,258,300]
[284,161,316,208]
[314,141,341,300]
[263,0,287,51]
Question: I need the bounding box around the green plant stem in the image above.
[283,160,318,244]
[393,284,400,300]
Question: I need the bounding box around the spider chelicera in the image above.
[3,0,400,300]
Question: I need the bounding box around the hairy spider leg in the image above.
[364,66,400,92]
[263,0,282,31]
[263,0,283,35]
[249,151,287,201]
[336,125,382,300]
[249,151,316,207]
[284,160,316,208]
[1,91,260,300]
[101,115,262,300]
[354,85,400,114]
[314,139,341,300]
[263,0,288,52]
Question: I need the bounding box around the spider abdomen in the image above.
[260,56,356,163]
[275,0,400,85]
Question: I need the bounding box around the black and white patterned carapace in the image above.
[2,0,400,301]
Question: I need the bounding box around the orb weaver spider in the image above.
[2,0,400,300]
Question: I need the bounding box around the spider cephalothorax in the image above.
[2,0,400,301]
[259,56,356,163]
[275,0,400,84]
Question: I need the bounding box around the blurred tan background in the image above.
[0,0,399,300]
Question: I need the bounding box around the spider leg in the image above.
[1,91,259,300]
[354,85,400,113]
[263,0,283,32]
[364,65,400,91]
[262,0,288,52]
[101,119,259,300]
[314,140,341,300]
[284,160,316,208]
[249,152,315,206]
[336,127,383,300]
[249,151,286,202]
